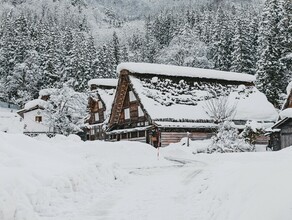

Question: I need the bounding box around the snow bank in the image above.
[117,62,256,82]
[0,132,168,220]
[2,130,292,220]
[0,107,23,133]
[159,143,292,220]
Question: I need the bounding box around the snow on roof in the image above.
[155,121,218,129]
[39,88,58,97]
[279,108,292,119]
[96,88,116,120]
[129,75,278,123]
[88,78,118,87]
[286,81,292,95]
[117,62,256,83]
[24,99,47,110]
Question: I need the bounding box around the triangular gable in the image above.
[108,71,150,129]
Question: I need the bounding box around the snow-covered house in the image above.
[86,78,117,140]
[107,62,277,147]
[269,83,292,150]
[17,98,52,136]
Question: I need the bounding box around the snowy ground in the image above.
[0,106,23,133]
[1,131,292,220]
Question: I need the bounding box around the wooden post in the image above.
[187,132,190,147]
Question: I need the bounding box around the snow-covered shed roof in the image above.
[88,78,118,88]
[272,108,292,130]
[24,99,46,110]
[117,62,256,83]
[17,99,47,117]
[116,63,277,127]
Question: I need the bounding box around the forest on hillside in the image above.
[0,0,290,108]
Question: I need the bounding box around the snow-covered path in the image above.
[103,164,203,220]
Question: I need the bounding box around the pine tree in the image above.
[230,18,254,74]
[143,16,158,63]
[256,0,285,108]
[111,31,121,67]
[279,0,292,80]
[211,7,233,71]
[96,44,116,78]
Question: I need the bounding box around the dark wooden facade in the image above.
[269,87,292,151]
[107,70,153,143]
[86,82,116,141]
[269,118,292,151]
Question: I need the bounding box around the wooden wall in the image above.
[160,131,213,147]
[280,123,292,149]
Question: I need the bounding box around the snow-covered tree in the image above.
[211,7,233,71]
[241,121,265,146]
[156,25,213,68]
[256,0,286,108]
[230,18,254,74]
[43,84,87,136]
[279,0,292,80]
[207,121,254,153]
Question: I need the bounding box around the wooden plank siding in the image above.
[280,125,292,149]
[160,132,213,147]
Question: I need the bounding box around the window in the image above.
[98,101,103,109]
[35,116,42,122]
[138,122,145,127]
[122,133,127,139]
[95,112,99,122]
[124,108,130,120]
[129,91,136,102]
[138,106,144,117]
[139,131,145,137]
[131,132,138,138]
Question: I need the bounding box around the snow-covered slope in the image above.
[1,132,292,220]
[0,107,23,133]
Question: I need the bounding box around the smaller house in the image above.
[17,98,52,136]
[86,78,117,140]
[269,83,292,150]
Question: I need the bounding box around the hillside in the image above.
[90,0,264,19]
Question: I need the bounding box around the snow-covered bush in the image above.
[207,121,254,153]
[43,85,88,136]
[241,121,265,146]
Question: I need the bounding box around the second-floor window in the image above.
[95,112,99,122]
[129,91,136,102]
[35,116,42,122]
[124,108,130,120]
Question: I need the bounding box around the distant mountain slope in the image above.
[90,0,264,19]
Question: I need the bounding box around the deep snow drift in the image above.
[1,132,292,220]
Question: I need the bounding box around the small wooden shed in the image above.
[268,83,292,151]
[269,117,292,151]
[107,62,277,147]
